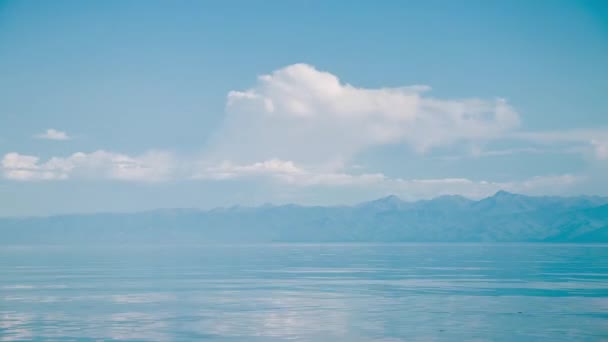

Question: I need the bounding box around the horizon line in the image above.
[4,190,608,219]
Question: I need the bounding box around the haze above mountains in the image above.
[2,191,608,244]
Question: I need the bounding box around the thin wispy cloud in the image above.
[194,158,582,199]
[34,129,71,141]
[512,129,608,161]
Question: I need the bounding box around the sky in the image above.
[1,0,607,216]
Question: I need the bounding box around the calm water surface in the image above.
[1,244,607,341]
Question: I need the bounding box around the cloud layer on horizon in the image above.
[1,150,584,200]
[1,64,606,200]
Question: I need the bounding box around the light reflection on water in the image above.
[0,243,607,341]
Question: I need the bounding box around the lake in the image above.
[1,244,607,341]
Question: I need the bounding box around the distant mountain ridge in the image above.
[2,191,608,244]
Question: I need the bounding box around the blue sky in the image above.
[1,0,607,216]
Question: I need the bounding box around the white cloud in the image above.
[4,64,601,202]
[1,153,67,181]
[206,63,519,165]
[34,129,71,141]
[196,159,303,180]
[1,150,174,182]
[196,64,600,199]
[2,150,585,200]
[195,158,385,186]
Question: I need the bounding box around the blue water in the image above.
[1,244,607,341]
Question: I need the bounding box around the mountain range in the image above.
[2,191,608,244]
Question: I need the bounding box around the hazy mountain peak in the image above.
[358,195,405,210]
[2,192,608,243]
[379,194,402,202]
[408,194,474,212]
[493,190,518,198]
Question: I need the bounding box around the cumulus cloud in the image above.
[206,63,520,166]
[1,150,174,182]
[3,64,601,201]
[34,129,71,141]
[195,64,593,198]
[1,153,66,181]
